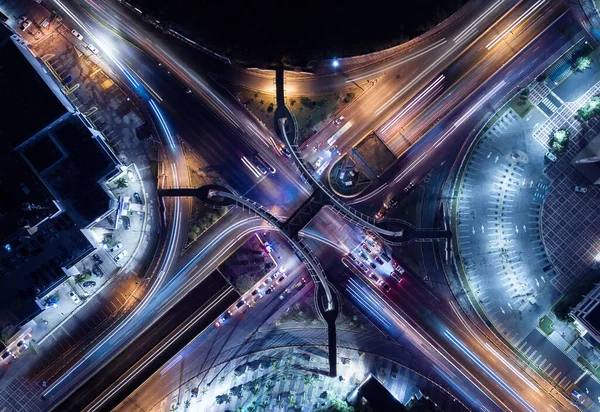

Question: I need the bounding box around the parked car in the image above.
[263,275,274,286]
[133,192,143,204]
[251,288,261,296]
[374,256,384,265]
[575,185,587,193]
[70,29,83,41]
[87,43,99,54]
[380,282,391,292]
[369,262,377,269]
[69,291,80,304]
[109,243,123,253]
[82,281,96,288]
[368,273,379,283]
[20,19,32,30]
[127,169,135,182]
[265,285,275,295]
[115,250,128,262]
[121,216,131,230]
[276,274,287,284]
[235,299,246,310]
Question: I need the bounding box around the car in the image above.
[87,43,99,54]
[127,169,135,182]
[362,244,372,253]
[253,293,264,303]
[295,278,307,290]
[265,285,275,295]
[368,273,380,283]
[20,19,32,30]
[575,185,587,193]
[121,216,131,230]
[390,270,403,283]
[381,282,391,292]
[314,156,324,169]
[133,192,143,204]
[572,390,582,400]
[109,242,123,253]
[235,299,246,309]
[276,274,287,284]
[281,146,292,158]
[369,262,377,269]
[69,291,80,304]
[115,250,128,261]
[279,294,286,300]
[251,288,261,296]
[392,263,406,275]
[334,115,345,125]
[255,162,268,175]
[358,263,368,273]
[263,275,274,286]
[359,252,368,260]
[1,351,11,361]
[70,29,83,41]
[82,281,96,288]
[191,387,199,398]
[347,254,356,261]
[220,311,231,323]
[17,16,27,25]
[404,182,415,193]
[374,256,384,265]
[545,151,557,162]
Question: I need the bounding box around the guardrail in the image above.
[214,190,335,312]
[279,116,404,239]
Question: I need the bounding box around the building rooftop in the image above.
[23,118,116,227]
[0,26,67,158]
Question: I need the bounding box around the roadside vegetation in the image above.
[549,129,569,154]
[187,202,227,245]
[577,96,600,123]
[219,234,277,294]
[510,88,534,118]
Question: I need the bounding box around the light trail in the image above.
[486,0,546,49]
[444,330,535,412]
[149,100,175,148]
[380,75,445,133]
[299,231,349,254]
[86,287,234,412]
[240,156,262,178]
[454,0,506,44]
[345,39,447,83]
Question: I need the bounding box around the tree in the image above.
[550,129,569,154]
[115,177,129,189]
[575,56,592,72]
[304,374,315,386]
[287,393,297,407]
[184,400,191,409]
[74,273,91,284]
[215,394,231,404]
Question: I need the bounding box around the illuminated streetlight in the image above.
[332,59,339,68]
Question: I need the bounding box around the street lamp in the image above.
[332,58,339,68]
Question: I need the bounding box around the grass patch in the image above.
[289,89,361,143]
[510,89,534,118]
[219,234,277,294]
[354,132,396,176]
[187,200,228,246]
[538,315,554,335]
[577,355,600,379]
[233,87,277,133]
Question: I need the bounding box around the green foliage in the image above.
[575,56,592,72]
[552,269,600,321]
[314,398,356,412]
[115,177,129,189]
[549,129,569,154]
[215,393,231,404]
[74,273,91,284]
[577,96,600,122]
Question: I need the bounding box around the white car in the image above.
[70,29,83,41]
[20,20,32,30]
[87,44,99,54]
[115,250,128,261]
[575,185,588,193]
[127,169,135,182]
[69,291,80,304]
[334,115,345,125]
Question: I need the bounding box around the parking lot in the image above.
[456,107,559,344]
